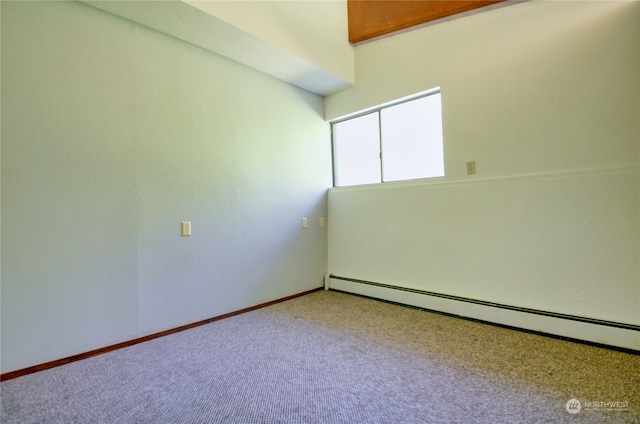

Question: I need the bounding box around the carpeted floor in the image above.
[1,290,638,423]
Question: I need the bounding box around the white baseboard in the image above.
[328,276,640,352]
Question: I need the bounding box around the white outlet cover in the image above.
[181,221,191,236]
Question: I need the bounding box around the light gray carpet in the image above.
[1,290,639,423]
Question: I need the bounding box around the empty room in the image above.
[1,0,639,422]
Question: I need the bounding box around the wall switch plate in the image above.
[466,161,477,175]
[319,217,325,228]
[302,218,308,229]
[181,221,191,236]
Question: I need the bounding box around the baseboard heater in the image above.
[326,275,640,352]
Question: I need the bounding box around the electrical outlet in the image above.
[466,161,477,175]
[181,221,191,236]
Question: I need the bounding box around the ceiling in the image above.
[82,1,519,97]
[348,0,508,44]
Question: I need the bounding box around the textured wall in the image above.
[329,169,639,325]
[326,1,639,327]
[1,1,331,373]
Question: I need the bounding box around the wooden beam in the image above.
[348,0,506,44]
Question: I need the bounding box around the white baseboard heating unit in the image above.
[326,275,640,353]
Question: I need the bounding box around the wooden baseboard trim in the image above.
[1,287,323,382]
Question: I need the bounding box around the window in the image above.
[332,89,444,187]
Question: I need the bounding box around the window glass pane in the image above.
[380,93,444,182]
[333,113,381,186]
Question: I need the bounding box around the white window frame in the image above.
[331,87,444,187]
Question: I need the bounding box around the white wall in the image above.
[1,1,331,373]
[185,0,354,88]
[326,1,639,330]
